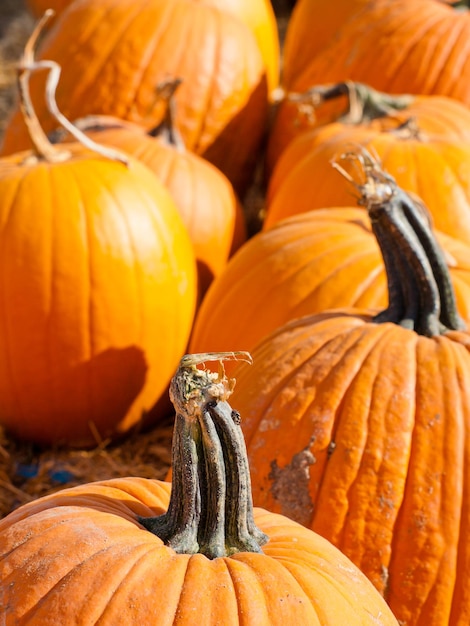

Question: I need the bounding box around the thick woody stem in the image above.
[138,352,268,559]
[288,81,414,126]
[147,78,185,151]
[333,148,466,337]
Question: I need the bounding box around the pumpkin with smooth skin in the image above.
[54,87,246,299]
[267,80,470,178]
[2,0,269,196]
[265,112,470,243]
[0,352,399,626]
[0,20,197,447]
[230,156,470,625]
[189,205,470,358]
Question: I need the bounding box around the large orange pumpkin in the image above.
[2,0,269,196]
[26,0,280,95]
[54,84,246,298]
[230,156,470,625]
[282,0,470,104]
[265,117,470,243]
[0,21,197,447]
[189,205,470,358]
[0,352,399,626]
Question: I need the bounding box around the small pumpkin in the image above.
[0,18,197,447]
[265,105,470,243]
[2,0,269,196]
[0,352,399,626]
[230,153,470,625]
[52,80,246,298]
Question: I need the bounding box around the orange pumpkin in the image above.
[267,80,470,177]
[2,0,269,196]
[189,206,470,358]
[54,84,246,298]
[27,0,280,95]
[230,156,470,624]
[265,115,470,243]
[0,20,197,447]
[0,352,399,626]
[282,0,470,104]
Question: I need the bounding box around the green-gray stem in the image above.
[138,353,268,559]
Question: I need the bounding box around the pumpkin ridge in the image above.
[291,245,382,315]
[308,324,406,525]
[0,169,36,424]
[62,1,148,113]
[122,0,177,121]
[384,337,463,619]
[316,325,417,571]
[22,539,157,623]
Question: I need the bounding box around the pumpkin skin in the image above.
[0,145,197,447]
[2,0,269,196]
[189,208,470,358]
[228,161,470,625]
[265,121,470,242]
[65,118,246,298]
[0,476,398,625]
[230,311,470,626]
[267,86,470,177]
[282,0,470,103]
[26,0,280,95]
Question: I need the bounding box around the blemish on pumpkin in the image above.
[268,440,315,526]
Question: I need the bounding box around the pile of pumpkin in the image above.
[2,0,470,624]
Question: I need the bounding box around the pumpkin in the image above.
[0,18,197,447]
[26,0,280,95]
[229,153,470,625]
[0,351,399,626]
[52,80,246,299]
[189,204,470,359]
[265,111,470,243]
[282,0,470,105]
[267,80,470,178]
[2,0,269,196]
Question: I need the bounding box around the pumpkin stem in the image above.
[138,351,268,559]
[333,147,467,337]
[17,12,128,165]
[288,81,415,126]
[147,78,185,151]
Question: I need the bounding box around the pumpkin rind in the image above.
[189,207,470,358]
[265,121,470,243]
[1,0,269,196]
[0,147,197,446]
[0,354,398,626]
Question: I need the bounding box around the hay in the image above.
[0,419,174,518]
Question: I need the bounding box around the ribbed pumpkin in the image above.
[53,82,246,298]
[0,20,197,447]
[0,352,399,626]
[267,80,470,177]
[26,0,280,95]
[230,157,470,625]
[265,116,470,243]
[282,0,470,105]
[2,0,269,196]
[189,205,470,358]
